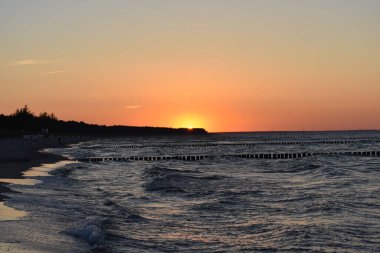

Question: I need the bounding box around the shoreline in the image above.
[0,137,88,201]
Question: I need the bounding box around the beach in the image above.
[0,137,92,252]
[0,137,86,201]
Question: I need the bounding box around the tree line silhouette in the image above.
[0,106,208,137]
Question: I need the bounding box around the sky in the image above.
[0,0,379,132]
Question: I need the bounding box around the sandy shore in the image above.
[0,137,88,201]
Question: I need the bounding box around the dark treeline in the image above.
[0,106,208,136]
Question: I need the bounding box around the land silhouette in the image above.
[0,106,208,137]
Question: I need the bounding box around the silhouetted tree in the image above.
[0,106,208,136]
[39,112,57,121]
[12,105,35,118]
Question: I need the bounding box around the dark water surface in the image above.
[1,131,380,252]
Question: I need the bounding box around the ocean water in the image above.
[1,131,380,252]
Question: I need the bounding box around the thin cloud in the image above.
[124,105,141,109]
[40,70,64,75]
[10,59,49,66]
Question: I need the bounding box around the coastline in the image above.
[0,137,87,201]
[0,136,93,252]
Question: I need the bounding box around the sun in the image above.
[173,115,205,130]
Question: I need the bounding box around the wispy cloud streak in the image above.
[10,59,49,66]
[124,105,141,109]
[40,70,64,75]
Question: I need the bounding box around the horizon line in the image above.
[211,129,380,134]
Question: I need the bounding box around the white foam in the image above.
[65,216,105,245]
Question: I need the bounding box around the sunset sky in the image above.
[1,0,379,132]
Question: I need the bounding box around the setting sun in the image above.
[1,1,380,252]
[0,0,379,133]
[173,115,205,129]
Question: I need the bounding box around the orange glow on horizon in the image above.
[172,114,206,130]
[1,1,379,132]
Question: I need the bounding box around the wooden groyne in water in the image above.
[92,138,380,149]
[72,150,380,162]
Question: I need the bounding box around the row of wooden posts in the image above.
[100,139,380,149]
[74,150,380,162]
[206,137,380,142]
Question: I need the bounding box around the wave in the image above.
[143,166,224,194]
[65,216,105,245]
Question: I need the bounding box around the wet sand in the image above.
[0,137,87,201]
[0,138,89,252]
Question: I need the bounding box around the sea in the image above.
[1,131,380,253]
